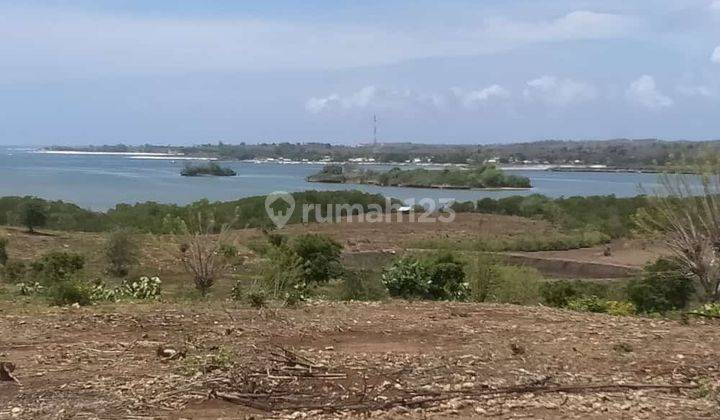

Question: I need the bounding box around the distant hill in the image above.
[46,138,720,169]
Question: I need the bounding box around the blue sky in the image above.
[1,0,719,145]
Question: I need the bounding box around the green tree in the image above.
[0,237,7,266]
[20,201,47,233]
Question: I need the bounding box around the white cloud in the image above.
[452,85,511,108]
[676,85,714,97]
[523,76,597,106]
[711,1,720,11]
[0,7,639,81]
[712,46,720,64]
[626,75,673,108]
[305,86,444,113]
[307,84,510,113]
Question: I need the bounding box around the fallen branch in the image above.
[214,381,697,413]
[0,362,21,385]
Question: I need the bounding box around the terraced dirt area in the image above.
[1,301,718,418]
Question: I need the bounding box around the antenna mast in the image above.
[373,114,378,146]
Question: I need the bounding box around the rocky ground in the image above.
[1,301,718,419]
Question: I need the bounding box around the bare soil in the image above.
[1,301,718,419]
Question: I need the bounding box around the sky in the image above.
[0,0,719,145]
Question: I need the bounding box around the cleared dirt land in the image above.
[1,301,719,419]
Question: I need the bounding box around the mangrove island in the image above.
[306,164,531,189]
[180,162,237,177]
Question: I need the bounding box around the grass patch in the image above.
[410,229,610,252]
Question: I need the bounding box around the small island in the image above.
[307,164,531,189]
[181,162,237,177]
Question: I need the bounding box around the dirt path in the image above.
[1,301,718,418]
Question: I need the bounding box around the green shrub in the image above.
[466,257,501,302]
[104,228,139,277]
[1,260,26,283]
[47,279,92,306]
[382,257,431,299]
[487,266,542,304]
[262,245,306,297]
[30,251,85,284]
[18,281,44,296]
[230,281,267,308]
[246,288,267,308]
[425,253,468,300]
[566,296,635,316]
[628,258,695,313]
[339,269,387,301]
[0,237,7,266]
[467,257,542,305]
[540,280,609,308]
[382,254,468,301]
[606,300,636,316]
[291,234,343,284]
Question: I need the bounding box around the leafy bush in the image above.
[540,280,609,308]
[627,258,695,313]
[1,260,26,283]
[606,300,636,316]
[382,254,467,301]
[566,296,635,316]
[30,252,85,284]
[338,269,388,301]
[118,276,162,300]
[0,237,7,266]
[425,253,468,300]
[230,282,267,308]
[694,302,720,316]
[47,279,92,306]
[89,279,119,301]
[291,234,343,284]
[382,257,430,299]
[104,228,139,277]
[88,276,162,301]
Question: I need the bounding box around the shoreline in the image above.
[308,180,533,191]
[30,150,677,174]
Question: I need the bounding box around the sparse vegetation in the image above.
[338,269,388,301]
[104,228,139,277]
[178,215,235,297]
[411,229,609,252]
[635,173,720,302]
[452,194,646,238]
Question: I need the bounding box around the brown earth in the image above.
[0,301,718,419]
